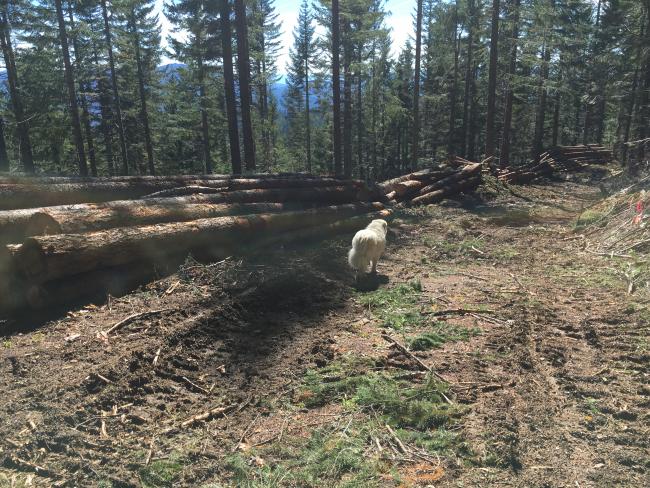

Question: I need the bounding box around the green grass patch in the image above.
[224,423,387,488]
[139,454,184,488]
[225,355,468,487]
[357,279,424,329]
[409,323,481,351]
[300,356,458,431]
[574,209,606,229]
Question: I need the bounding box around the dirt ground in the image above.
[1,176,648,487]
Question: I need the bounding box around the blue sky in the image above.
[155,0,416,74]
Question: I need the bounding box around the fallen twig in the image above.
[144,438,155,466]
[428,308,495,316]
[381,334,453,404]
[183,257,232,272]
[105,309,173,335]
[385,424,407,454]
[181,376,210,395]
[152,347,162,367]
[233,412,261,452]
[181,404,238,428]
[3,454,62,479]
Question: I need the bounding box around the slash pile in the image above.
[498,145,614,184]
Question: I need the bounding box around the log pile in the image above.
[0,174,388,315]
[379,159,482,206]
[498,145,614,184]
[0,162,484,316]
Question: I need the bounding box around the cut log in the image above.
[0,186,364,244]
[0,177,364,210]
[416,163,481,196]
[20,202,322,240]
[393,180,425,198]
[409,176,481,206]
[141,186,228,198]
[0,172,328,185]
[17,202,385,284]
[377,168,456,193]
[248,209,392,251]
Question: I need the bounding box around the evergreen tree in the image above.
[285,0,315,171]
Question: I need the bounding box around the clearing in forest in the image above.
[0,178,648,487]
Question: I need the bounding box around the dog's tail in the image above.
[348,237,372,272]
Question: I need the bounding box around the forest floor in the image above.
[1,175,649,488]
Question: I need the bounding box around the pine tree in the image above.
[234,0,256,171]
[286,0,315,171]
[101,0,129,174]
[165,0,215,174]
[250,0,281,170]
[218,0,242,174]
[124,0,160,175]
[0,5,34,173]
[331,0,342,176]
[484,0,500,160]
[411,0,423,170]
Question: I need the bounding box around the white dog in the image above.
[348,219,388,278]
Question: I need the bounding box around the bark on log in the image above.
[409,176,481,206]
[0,172,328,185]
[393,180,425,198]
[0,186,363,244]
[248,209,392,251]
[416,163,481,196]
[0,177,365,210]
[29,202,321,237]
[17,202,385,284]
[378,168,456,193]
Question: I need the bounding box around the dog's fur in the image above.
[348,219,388,278]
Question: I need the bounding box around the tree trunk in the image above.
[0,12,34,173]
[447,1,460,157]
[532,43,551,162]
[0,117,9,172]
[343,21,353,179]
[101,0,129,175]
[552,89,560,146]
[17,203,384,283]
[0,178,368,210]
[499,0,520,168]
[461,0,475,158]
[234,0,256,171]
[305,48,311,173]
[197,54,212,174]
[93,45,115,176]
[130,8,155,176]
[484,0,500,160]
[66,4,97,176]
[467,63,478,161]
[356,41,363,178]
[219,0,242,175]
[411,0,424,170]
[16,202,333,240]
[54,0,88,176]
[331,0,343,177]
